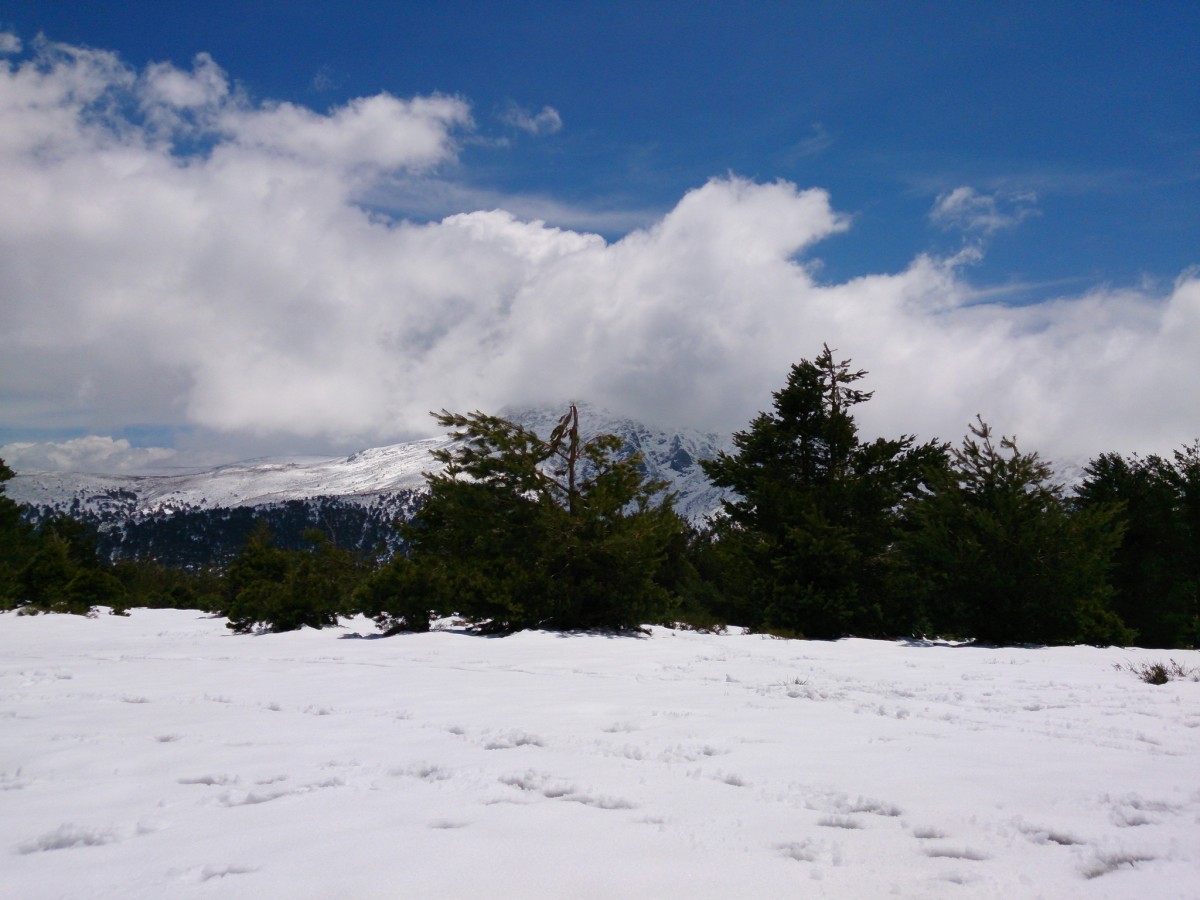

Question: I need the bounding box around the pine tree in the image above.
[702,346,947,637]
[393,405,685,633]
[223,522,369,633]
[901,417,1131,645]
[16,533,79,613]
[1076,442,1200,647]
[0,458,32,606]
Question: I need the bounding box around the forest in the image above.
[2,346,1197,649]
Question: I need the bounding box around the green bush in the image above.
[224,524,367,633]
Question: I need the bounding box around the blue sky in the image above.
[0,2,1197,471]
[10,1,1195,290]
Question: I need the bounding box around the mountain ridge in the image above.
[8,406,731,548]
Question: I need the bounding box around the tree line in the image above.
[2,345,1197,648]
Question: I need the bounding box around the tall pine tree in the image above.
[369,405,686,634]
[900,417,1131,645]
[1076,442,1200,647]
[702,346,946,637]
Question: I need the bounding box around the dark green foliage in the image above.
[6,510,113,615]
[44,495,416,568]
[223,523,369,633]
[900,417,1131,645]
[678,518,760,630]
[2,460,168,615]
[0,458,35,606]
[109,558,223,612]
[38,514,102,571]
[15,534,82,613]
[64,568,128,615]
[701,346,947,638]
[11,530,127,616]
[353,555,435,634]
[18,494,415,570]
[398,405,685,633]
[1076,444,1199,648]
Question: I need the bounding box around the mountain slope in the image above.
[8,406,730,564]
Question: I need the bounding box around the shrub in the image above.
[1114,659,1199,684]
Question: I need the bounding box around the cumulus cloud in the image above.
[1,437,176,474]
[500,101,563,135]
[931,186,1039,235]
[221,92,471,171]
[0,32,21,54]
[0,37,1196,473]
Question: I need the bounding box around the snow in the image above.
[2,609,1198,898]
[7,404,730,526]
[6,440,443,516]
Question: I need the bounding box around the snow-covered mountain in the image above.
[8,405,730,530]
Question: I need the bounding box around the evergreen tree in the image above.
[223,521,292,632]
[396,405,685,633]
[15,533,80,613]
[353,553,436,634]
[701,346,947,637]
[110,557,223,612]
[901,417,1131,645]
[1076,442,1200,647]
[5,500,113,615]
[0,458,34,606]
[63,568,128,615]
[224,522,368,633]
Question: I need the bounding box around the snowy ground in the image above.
[2,610,1198,899]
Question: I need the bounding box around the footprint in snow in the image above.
[178,773,238,786]
[924,845,990,861]
[482,729,544,750]
[1016,822,1083,846]
[1104,792,1179,828]
[1,770,33,791]
[18,823,121,854]
[218,777,343,807]
[818,815,863,830]
[173,863,260,883]
[393,763,453,782]
[836,796,902,817]
[498,771,636,810]
[1081,849,1157,880]
[778,841,818,862]
[910,826,946,839]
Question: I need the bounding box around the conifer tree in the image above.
[0,458,31,606]
[223,523,361,633]
[901,417,1131,645]
[702,346,946,637]
[1076,442,1200,647]
[389,405,685,633]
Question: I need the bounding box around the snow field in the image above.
[1,609,1198,898]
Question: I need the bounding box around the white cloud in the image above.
[931,186,1039,235]
[0,32,21,54]
[221,92,472,171]
[1,436,176,474]
[140,52,229,109]
[0,37,1197,471]
[500,102,563,135]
